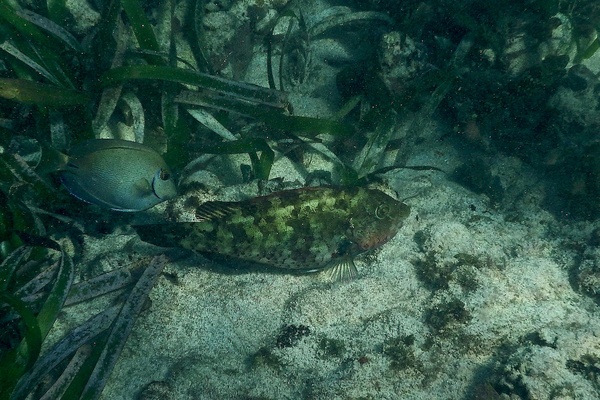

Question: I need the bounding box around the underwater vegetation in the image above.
[357,0,600,218]
[0,231,167,399]
[0,119,171,396]
[1,0,599,209]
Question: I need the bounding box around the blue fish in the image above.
[59,139,177,211]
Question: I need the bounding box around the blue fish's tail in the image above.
[35,142,69,175]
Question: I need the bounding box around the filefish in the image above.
[59,139,177,211]
[134,186,410,280]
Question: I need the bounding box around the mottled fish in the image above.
[134,186,410,280]
[58,139,177,212]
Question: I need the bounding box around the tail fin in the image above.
[36,141,69,175]
[133,223,191,248]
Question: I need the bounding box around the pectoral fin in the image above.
[132,178,153,197]
[323,257,358,282]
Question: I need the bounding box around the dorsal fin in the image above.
[195,201,238,221]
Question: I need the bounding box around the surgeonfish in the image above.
[134,186,410,280]
[58,139,177,211]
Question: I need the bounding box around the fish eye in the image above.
[159,168,171,181]
[375,204,390,219]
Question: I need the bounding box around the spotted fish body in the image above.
[134,186,410,280]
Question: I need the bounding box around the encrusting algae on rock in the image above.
[134,186,410,280]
